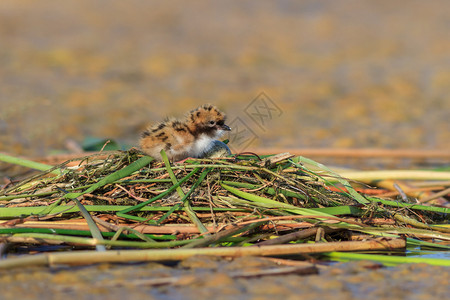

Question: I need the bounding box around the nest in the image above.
[0,149,448,264]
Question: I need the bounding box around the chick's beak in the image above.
[221,124,231,131]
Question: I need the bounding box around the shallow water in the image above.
[409,251,450,260]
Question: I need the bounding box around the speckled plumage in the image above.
[140,104,231,161]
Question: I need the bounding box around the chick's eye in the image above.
[209,120,216,126]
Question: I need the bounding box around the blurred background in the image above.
[1,0,449,157]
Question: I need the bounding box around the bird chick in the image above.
[140,104,231,161]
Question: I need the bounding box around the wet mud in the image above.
[1,256,448,300]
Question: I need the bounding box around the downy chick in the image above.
[140,104,231,161]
